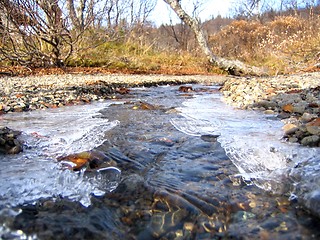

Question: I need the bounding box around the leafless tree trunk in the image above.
[163,0,265,76]
[0,0,73,66]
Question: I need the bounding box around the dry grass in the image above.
[67,41,221,75]
[209,16,320,74]
[2,15,320,76]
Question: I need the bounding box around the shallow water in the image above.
[173,93,320,193]
[0,102,121,208]
[0,84,319,239]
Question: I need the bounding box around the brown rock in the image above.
[57,150,117,171]
[282,104,294,113]
[283,123,299,135]
[7,145,23,154]
[116,87,130,94]
[306,118,320,135]
[307,118,320,126]
[179,85,193,92]
[133,101,157,110]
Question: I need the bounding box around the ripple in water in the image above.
[0,101,121,207]
[171,92,320,215]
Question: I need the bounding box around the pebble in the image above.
[221,72,320,147]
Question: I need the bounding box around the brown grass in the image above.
[2,15,320,76]
[209,15,320,74]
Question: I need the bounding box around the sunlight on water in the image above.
[0,101,121,207]
[172,93,320,195]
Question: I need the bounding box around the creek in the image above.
[0,84,319,239]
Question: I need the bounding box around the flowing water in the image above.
[0,84,319,239]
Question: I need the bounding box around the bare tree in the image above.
[130,0,156,25]
[233,0,262,18]
[0,0,107,66]
[0,0,68,66]
[67,0,96,32]
[163,0,264,75]
[94,0,155,40]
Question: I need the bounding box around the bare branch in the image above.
[163,0,265,75]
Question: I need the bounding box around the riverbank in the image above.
[222,72,320,147]
[0,74,226,113]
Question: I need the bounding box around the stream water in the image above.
[0,84,319,239]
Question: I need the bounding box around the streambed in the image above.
[0,84,319,239]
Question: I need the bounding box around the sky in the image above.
[150,0,233,26]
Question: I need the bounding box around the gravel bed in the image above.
[0,74,226,113]
[0,73,226,154]
[221,72,320,147]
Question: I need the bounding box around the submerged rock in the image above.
[0,126,23,154]
[132,101,158,110]
[178,85,193,92]
[289,156,320,219]
[57,150,117,171]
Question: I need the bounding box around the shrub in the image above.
[209,16,320,74]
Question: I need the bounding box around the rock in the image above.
[282,123,298,135]
[301,135,320,146]
[282,104,294,113]
[0,137,6,145]
[201,134,220,142]
[0,127,23,154]
[133,101,157,110]
[305,190,320,218]
[306,118,320,133]
[301,113,317,123]
[116,87,130,94]
[263,109,275,115]
[277,112,291,119]
[258,100,277,109]
[30,97,39,103]
[292,103,307,114]
[288,137,298,143]
[306,125,320,135]
[7,145,23,154]
[179,85,193,92]
[57,150,117,171]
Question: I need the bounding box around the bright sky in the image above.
[150,0,233,26]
